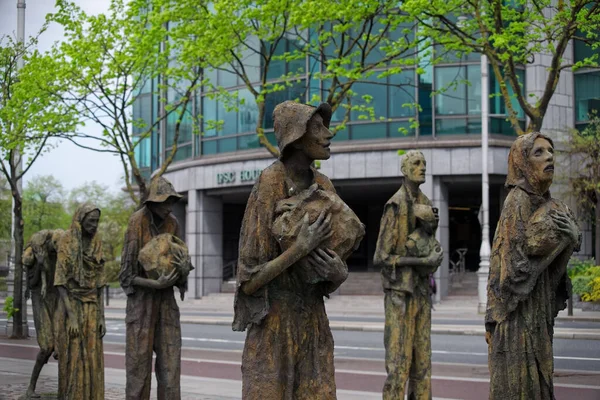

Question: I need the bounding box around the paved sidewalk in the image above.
[0,357,240,400]
[99,293,600,339]
[104,293,600,320]
[10,293,598,338]
[0,357,387,400]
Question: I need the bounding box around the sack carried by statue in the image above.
[272,184,365,284]
[526,198,573,256]
[138,233,193,286]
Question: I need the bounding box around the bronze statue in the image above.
[119,176,192,400]
[54,203,105,400]
[374,150,443,400]
[23,229,63,399]
[485,132,581,399]
[233,101,364,399]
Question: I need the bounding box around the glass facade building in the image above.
[135,25,595,299]
[133,30,530,166]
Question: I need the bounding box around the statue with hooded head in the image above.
[486,132,581,400]
[54,203,105,400]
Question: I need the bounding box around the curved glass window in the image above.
[575,71,600,123]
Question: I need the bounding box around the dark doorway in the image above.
[333,177,401,272]
[445,177,504,272]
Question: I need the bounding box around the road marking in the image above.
[7,332,600,364]
[1,345,599,390]
[106,332,246,344]
[555,355,600,361]
[89,333,600,362]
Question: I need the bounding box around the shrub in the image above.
[104,260,120,284]
[582,277,600,302]
[568,258,596,279]
[572,275,593,298]
[3,296,18,319]
[583,266,600,278]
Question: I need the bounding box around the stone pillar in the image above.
[186,190,223,298]
[421,176,450,302]
[432,177,450,302]
[367,204,383,272]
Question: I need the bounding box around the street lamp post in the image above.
[7,0,28,337]
[477,52,491,314]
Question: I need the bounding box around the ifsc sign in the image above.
[217,169,262,185]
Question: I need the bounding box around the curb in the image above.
[104,315,600,340]
[103,308,600,324]
[556,316,600,323]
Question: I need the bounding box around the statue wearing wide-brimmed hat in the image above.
[234,100,364,399]
[119,175,191,400]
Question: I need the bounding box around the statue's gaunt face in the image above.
[528,137,554,188]
[403,154,427,185]
[294,114,333,161]
[147,197,177,220]
[82,210,100,237]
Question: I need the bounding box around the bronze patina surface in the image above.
[486,132,581,400]
[23,229,63,399]
[119,176,190,400]
[54,203,105,400]
[374,150,443,400]
[234,101,364,399]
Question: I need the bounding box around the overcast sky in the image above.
[0,0,123,193]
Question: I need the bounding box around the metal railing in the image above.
[222,260,237,282]
[449,248,468,286]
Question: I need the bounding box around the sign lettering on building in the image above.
[217,171,236,184]
[217,169,262,185]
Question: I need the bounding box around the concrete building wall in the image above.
[165,144,513,298]
[165,145,512,192]
[186,190,224,298]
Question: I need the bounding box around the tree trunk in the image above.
[527,115,544,134]
[10,191,25,339]
[594,192,600,265]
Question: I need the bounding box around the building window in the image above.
[132,93,155,169]
[434,65,484,134]
[166,107,194,146]
[263,80,307,129]
[134,136,151,169]
[574,29,600,65]
[266,36,306,81]
[435,66,468,116]
[350,75,389,121]
[488,66,525,135]
[433,63,524,136]
[575,71,600,125]
[389,70,416,118]
[489,67,525,118]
